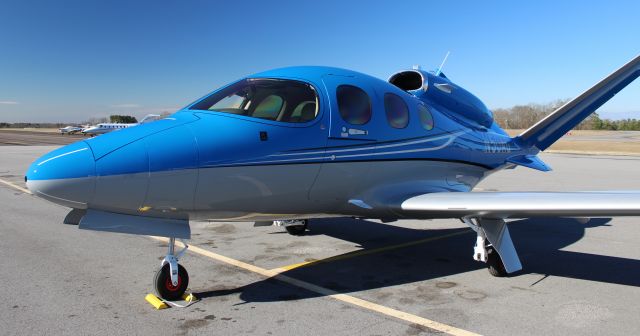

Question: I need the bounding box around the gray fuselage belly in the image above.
[187,160,487,221]
[58,160,488,221]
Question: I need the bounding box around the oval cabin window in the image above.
[336,85,371,125]
[418,104,434,130]
[384,93,409,129]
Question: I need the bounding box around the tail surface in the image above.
[517,54,640,151]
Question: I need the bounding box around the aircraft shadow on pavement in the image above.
[193,217,640,303]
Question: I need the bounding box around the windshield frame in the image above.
[188,78,322,127]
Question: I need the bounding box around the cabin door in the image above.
[321,74,378,142]
[308,74,380,207]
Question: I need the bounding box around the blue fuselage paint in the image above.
[25,66,538,220]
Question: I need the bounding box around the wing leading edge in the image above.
[400,191,640,219]
[400,191,640,274]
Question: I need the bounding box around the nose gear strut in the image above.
[154,238,190,300]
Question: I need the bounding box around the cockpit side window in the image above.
[190,79,318,123]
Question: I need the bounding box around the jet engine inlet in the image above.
[388,71,426,91]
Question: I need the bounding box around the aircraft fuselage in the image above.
[26,66,534,221]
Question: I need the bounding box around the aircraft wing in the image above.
[400,191,640,219]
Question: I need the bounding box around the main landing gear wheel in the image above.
[466,217,521,277]
[274,219,309,236]
[285,224,307,236]
[486,247,508,277]
[284,220,308,236]
[154,263,189,301]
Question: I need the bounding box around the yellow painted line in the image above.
[271,229,472,272]
[0,178,32,194]
[151,236,480,336]
[277,260,316,271]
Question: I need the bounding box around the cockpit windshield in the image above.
[190,79,318,123]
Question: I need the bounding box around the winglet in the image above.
[517,54,640,151]
[348,199,373,209]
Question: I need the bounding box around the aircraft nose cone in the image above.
[25,141,96,209]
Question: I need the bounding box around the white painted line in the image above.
[0,178,32,194]
[151,236,481,336]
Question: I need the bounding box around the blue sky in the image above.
[1,0,639,123]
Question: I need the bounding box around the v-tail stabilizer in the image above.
[517,54,640,151]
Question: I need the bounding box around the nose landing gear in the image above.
[154,238,189,301]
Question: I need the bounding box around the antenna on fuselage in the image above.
[435,51,451,76]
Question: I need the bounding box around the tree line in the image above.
[109,115,137,123]
[2,108,638,130]
[0,122,67,128]
[1,113,171,128]
[0,115,137,128]
[493,99,640,130]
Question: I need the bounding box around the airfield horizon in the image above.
[3,128,640,156]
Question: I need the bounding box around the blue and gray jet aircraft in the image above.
[25,54,640,300]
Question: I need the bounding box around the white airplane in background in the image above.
[58,125,85,135]
[82,114,160,136]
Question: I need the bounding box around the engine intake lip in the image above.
[388,70,427,92]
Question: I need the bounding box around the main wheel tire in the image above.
[285,222,307,236]
[486,248,508,277]
[154,263,189,301]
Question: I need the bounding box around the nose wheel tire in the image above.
[154,263,189,301]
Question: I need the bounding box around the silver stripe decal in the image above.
[37,147,89,166]
[210,131,464,167]
[269,130,468,157]
[334,135,456,159]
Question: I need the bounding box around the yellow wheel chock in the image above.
[145,293,168,310]
[145,292,198,309]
